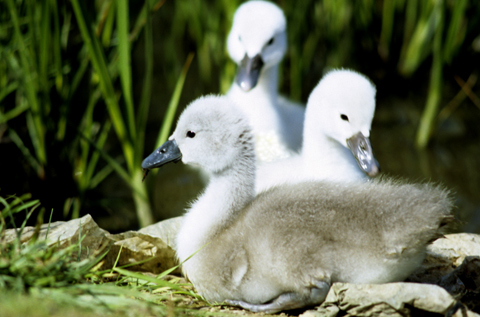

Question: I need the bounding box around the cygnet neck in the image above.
[249,64,279,97]
[228,65,281,133]
[176,149,256,263]
[302,128,362,181]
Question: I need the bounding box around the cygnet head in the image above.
[142,96,254,174]
[306,69,380,176]
[227,1,287,91]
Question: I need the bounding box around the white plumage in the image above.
[256,69,380,193]
[226,0,304,163]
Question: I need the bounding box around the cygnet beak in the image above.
[235,54,264,91]
[346,132,380,177]
[141,139,182,180]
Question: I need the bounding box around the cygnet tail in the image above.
[412,182,454,242]
[376,179,455,256]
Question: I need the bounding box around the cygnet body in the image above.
[227,0,304,162]
[142,96,453,313]
[256,69,380,193]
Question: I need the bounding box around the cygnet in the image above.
[142,95,453,314]
[256,69,380,193]
[227,0,305,163]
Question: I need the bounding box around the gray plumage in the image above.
[142,95,454,313]
[192,180,452,305]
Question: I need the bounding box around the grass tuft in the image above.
[0,195,233,317]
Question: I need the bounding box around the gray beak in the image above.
[141,140,182,180]
[346,132,380,177]
[235,54,264,91]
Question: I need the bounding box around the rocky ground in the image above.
[4,215,480,316]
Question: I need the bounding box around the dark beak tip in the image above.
[366,164,381,177]
[142,168,150,182]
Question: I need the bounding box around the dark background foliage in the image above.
[1,0,479,232]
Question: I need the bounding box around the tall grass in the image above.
[0,0,193,227]
[378,0,472,148]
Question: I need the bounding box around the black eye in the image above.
[186,131,196,138]
[340,114,349,121]
[267,37,274,45]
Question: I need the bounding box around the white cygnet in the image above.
[256,69,380,193]
[226,0,305,163]
[142,95,453,314]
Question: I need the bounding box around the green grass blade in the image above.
[8,128,43,178]
[134,0,153,166]
[155,265,180,279]
[0,82,18,104]
[84,120,112,190]
[116,0,136,142]
[78,220,82,260]
[101,1,115,47]
[88,164,114,190]
[155,52,194,149]
[416,1,444,148]
[113,267,184,291]
[9,200,40,217]
[378,0,397,59]
[0,197,13,227]
[50,0,67,140]
[50,0,63,92]
[75,126,131,184]
[58,52,89,142]
[130,170,153,227]
[69,53,90,96]
[1,194,32,210]
[25,112,46,178]
[76,90,101,191]
[6,0,47,165]
[61,7,72,48]
[110,245,123,274]
[45,209,54,240]
[398,1,439,76]
[25,0,39,73]
[443,0,467,64]
[130,0,165,42]
[17,202,40,238]
[70,0,134,173]
[399,0,419,64]
[0,100,28,124]
[39,1,50,95]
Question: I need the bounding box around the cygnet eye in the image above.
[267,37,274,45]
[340,114,349,121]
[186,131,196,138]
